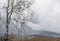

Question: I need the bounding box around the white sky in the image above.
[0,0,60,33]
[31,0,60,33]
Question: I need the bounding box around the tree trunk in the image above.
[6,7,9,41]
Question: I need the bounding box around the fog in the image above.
[0,0,60,33]
[31,0,60,33]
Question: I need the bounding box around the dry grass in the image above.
[7,35,60,41]
[1,34,60,41]
[29,36,60,41]
[8,34,29,41]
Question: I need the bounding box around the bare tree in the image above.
[5,0,33,41]
[5,0,14,41]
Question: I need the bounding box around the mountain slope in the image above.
[29,30,60,38]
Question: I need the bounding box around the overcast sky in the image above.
[30,0,60,33]
[0,0,60,33]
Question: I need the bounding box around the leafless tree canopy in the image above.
[7,0,33,22]
[5,0,34,41]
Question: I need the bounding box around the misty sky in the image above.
[31,0,60,33]
[0,0,60,33]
